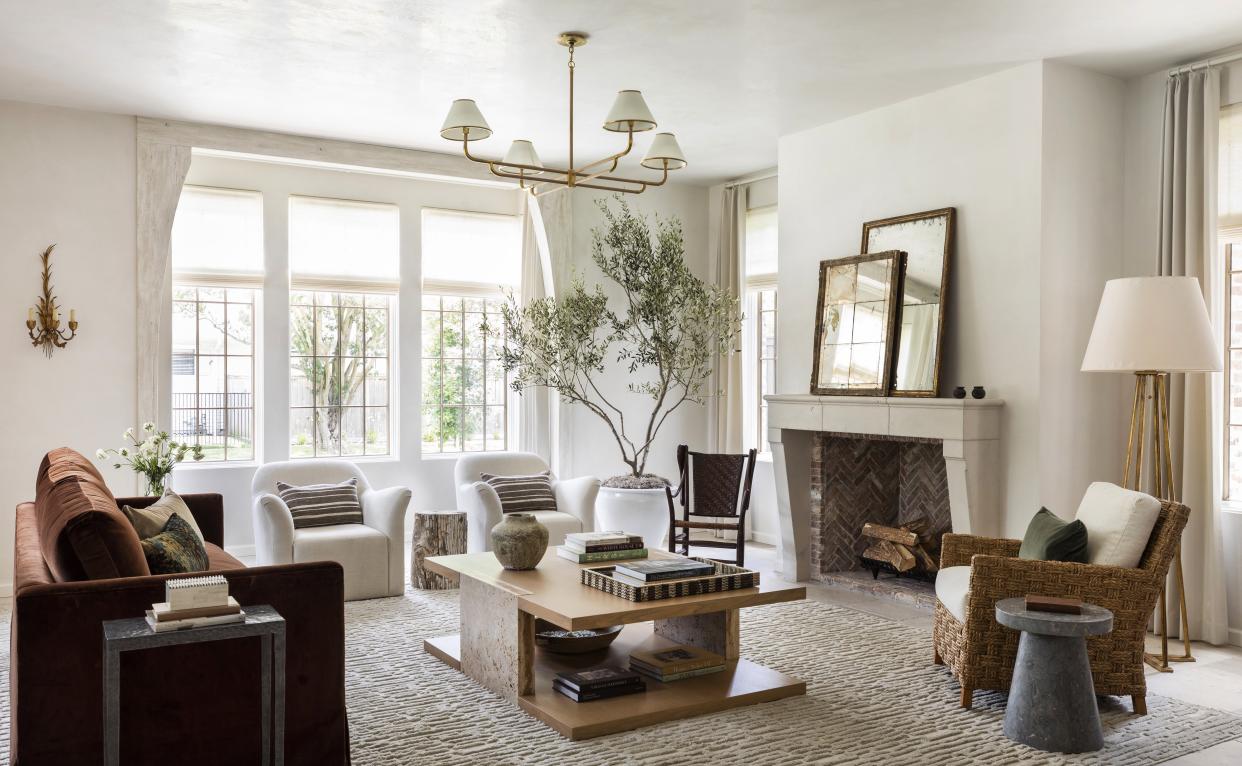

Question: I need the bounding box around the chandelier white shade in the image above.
[440,99,491,141]
[502,140,544,174]
[439,31,685,195]
[603,90,657,132]
[641,132,687,170]
[1081,276,1221,373]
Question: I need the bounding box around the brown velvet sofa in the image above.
[11,449,349,765]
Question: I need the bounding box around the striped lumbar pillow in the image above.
[276,477,364,529]
[481,472,557,514]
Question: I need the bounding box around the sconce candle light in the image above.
[26,244,78,357]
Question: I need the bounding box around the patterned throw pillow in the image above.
[141,514,209,575]
[481,472,558,514]
[123,490,206,545]
[276,477,364,529]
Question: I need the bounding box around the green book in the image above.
[556,546,648,563]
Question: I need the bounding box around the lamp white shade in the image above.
[603,90,657,132]
[640,132,687,170]
[501,140,544,175]
[1081,276,1221,373]
[440,99,492,141]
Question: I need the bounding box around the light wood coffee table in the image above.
[423,548,807,740]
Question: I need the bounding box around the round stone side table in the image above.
[995,597,1114,754]
[411,510,467,589]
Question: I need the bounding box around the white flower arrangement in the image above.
[97,422,204,496]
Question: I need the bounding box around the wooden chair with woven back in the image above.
[665,444,758,566]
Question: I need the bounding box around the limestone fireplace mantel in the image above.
[765,394,1004,582]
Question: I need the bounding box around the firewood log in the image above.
[862,522,919,547]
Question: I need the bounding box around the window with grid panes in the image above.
[420,209,522,453]
[1224,103,1242,500]
[288,196,398,458]
[170,186,263,462]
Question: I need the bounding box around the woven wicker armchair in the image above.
[932,500,1189,715]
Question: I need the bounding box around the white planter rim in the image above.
[599,485,668,494]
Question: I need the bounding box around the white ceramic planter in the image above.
[595,486,669,549]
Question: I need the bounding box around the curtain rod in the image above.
[724,168,777,188]
[1169,48,1242,77]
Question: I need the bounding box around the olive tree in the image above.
[492,198,741,485]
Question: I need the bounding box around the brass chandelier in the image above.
[439,32,686,195]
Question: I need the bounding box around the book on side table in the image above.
[147,574,244,632]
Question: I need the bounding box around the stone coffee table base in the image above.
[995,597,1114,754]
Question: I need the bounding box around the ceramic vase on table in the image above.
[595,486,669,549]
[490,513,549,570]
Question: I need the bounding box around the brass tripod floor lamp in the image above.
[1082,276,1221,672]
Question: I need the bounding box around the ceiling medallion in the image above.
[439,31,686,196]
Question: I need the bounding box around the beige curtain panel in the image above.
[1157,66,1230,645]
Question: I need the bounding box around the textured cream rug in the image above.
[342,588,1242,766]
[2,590,1238,765]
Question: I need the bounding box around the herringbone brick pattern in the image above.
[809,433,951,579]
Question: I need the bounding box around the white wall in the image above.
[563,184,712,485]
[778,63,1045,536]
[0,101,140,592]
[1038,62,1127,517]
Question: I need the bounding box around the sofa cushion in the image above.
[482,471,558,514]
[140,514,209,574]
[529,510,585,547]
[1018,507,1089,563]
[293,523,388,600]
[204,542,247,571]
[935,565,972,623]
[34,447,150,581]
[277,477,364,529]
[123,490,205,545]
[1075,482,1160,568]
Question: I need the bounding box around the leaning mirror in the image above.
[861,207,955,397]
[810,250,906,396]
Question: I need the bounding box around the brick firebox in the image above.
[809,431,951,580]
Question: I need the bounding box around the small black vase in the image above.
[971,386,986,399]
[952,386,967,399]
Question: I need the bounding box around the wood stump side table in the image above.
[411,510,467,589]
[995,597,1114,754]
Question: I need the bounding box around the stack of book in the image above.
[610,558,715,586]
[556,531,648,564]
[629,644,727,683]
[144,574,245,633]
[552,666,647,702]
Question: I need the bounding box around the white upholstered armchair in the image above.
[251,460,409,600]
[454,452,600,553]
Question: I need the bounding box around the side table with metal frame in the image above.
[102,604,286,766]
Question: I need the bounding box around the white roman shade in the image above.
[171,186,264,285]
[288,196,400,292]
[421,208,522,295]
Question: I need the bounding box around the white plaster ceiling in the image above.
[2,0,1242,184]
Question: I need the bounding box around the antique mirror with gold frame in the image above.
[861,207,955,397]
[810,250,906,396]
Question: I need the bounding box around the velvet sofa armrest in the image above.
[939,533,1021,569]
[115,492,225,546]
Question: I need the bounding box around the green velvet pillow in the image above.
[140,513,209,575]
[1019,507,1089,563]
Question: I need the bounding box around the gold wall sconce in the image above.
[26,244,78,357]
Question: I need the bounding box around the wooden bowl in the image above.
[533,619,624,654]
